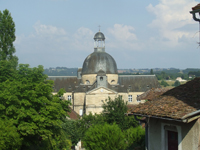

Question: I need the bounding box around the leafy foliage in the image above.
[75,113,105,140]
[62,119,82,146]
[0,9,18,68]
[0,118,22,150]
[83,123,127,150]
[0,64,71,149]
[150,69,154,75]
[173,80,181,87]
[0,9,72,149]
[124,126,145,150]
[102,96,138,130]
[160,80,169,87]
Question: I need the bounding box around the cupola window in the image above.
[111,80,115,83]
[86,80,90,84]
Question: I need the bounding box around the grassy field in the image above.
[158,80,187,88]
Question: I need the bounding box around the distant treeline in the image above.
[44,67,200,80]
[119,68,200,80]
[44,67,78,76]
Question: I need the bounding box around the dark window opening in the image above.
[168,130,178,150]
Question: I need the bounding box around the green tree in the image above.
[62,119,82,147]
[0,64,71,149]
[173,80,180,87]
[150,69,154,75]
[124,126,145,150]
[75,113,105,140]
[83,123,127,150]
[0,60,16,82]
[0,118,22,150]
[102,96,138,130]
[0,9,18,68]
[160,80,169,87]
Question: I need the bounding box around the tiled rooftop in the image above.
[68,108,80,120]
[128,78,200,119]
[137,88,170,101]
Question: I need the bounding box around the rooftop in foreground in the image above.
[128,77,200,120]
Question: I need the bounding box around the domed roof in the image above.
[94,31,105,41]
[82,51,118,75]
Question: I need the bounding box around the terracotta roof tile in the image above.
[137,88,170,101]
[68,108,80,120]
[129,77,200,119]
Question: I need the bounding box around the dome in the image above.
[94,31,105,41]
[82,51,118,75]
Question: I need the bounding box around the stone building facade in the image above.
[48,31,160,115]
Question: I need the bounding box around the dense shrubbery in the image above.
[82,123,145,150]
[83,123,127,150]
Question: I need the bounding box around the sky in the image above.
[1,0,200,69]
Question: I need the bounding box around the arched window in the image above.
[111,80,115,83]
[100,77,103,81]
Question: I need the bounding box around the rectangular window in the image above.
[137,95,141,102]
[128,95,132,102]
[68,95,71,101]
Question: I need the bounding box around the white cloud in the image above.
[34,21,67,36]
[147,0,198,45]
[14,22,95,67]
[107,24,141,50]
[72,27,94,52]
[108,24,137,41]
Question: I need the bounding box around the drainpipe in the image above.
[134,115,148,150]
[181,109,200,119]
[83,94,86,115]
[72,91,74,110]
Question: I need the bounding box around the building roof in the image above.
[81,51,118,75]
[94,31,105,41]
[48,76,81,92]
[128,77,200,120]
[117,75,161,92]
[48,75,161,93]
[137,88,170,101]
[68,108,80,120]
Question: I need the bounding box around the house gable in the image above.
[87,87,117,95]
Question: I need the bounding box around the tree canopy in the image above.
[83,123,127,150]
[160,80,169,87]
[102,96,138,130]
[0,64,71,149]
[0,9,73,149]
[173,80,181,87]
[0,9,18,68]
